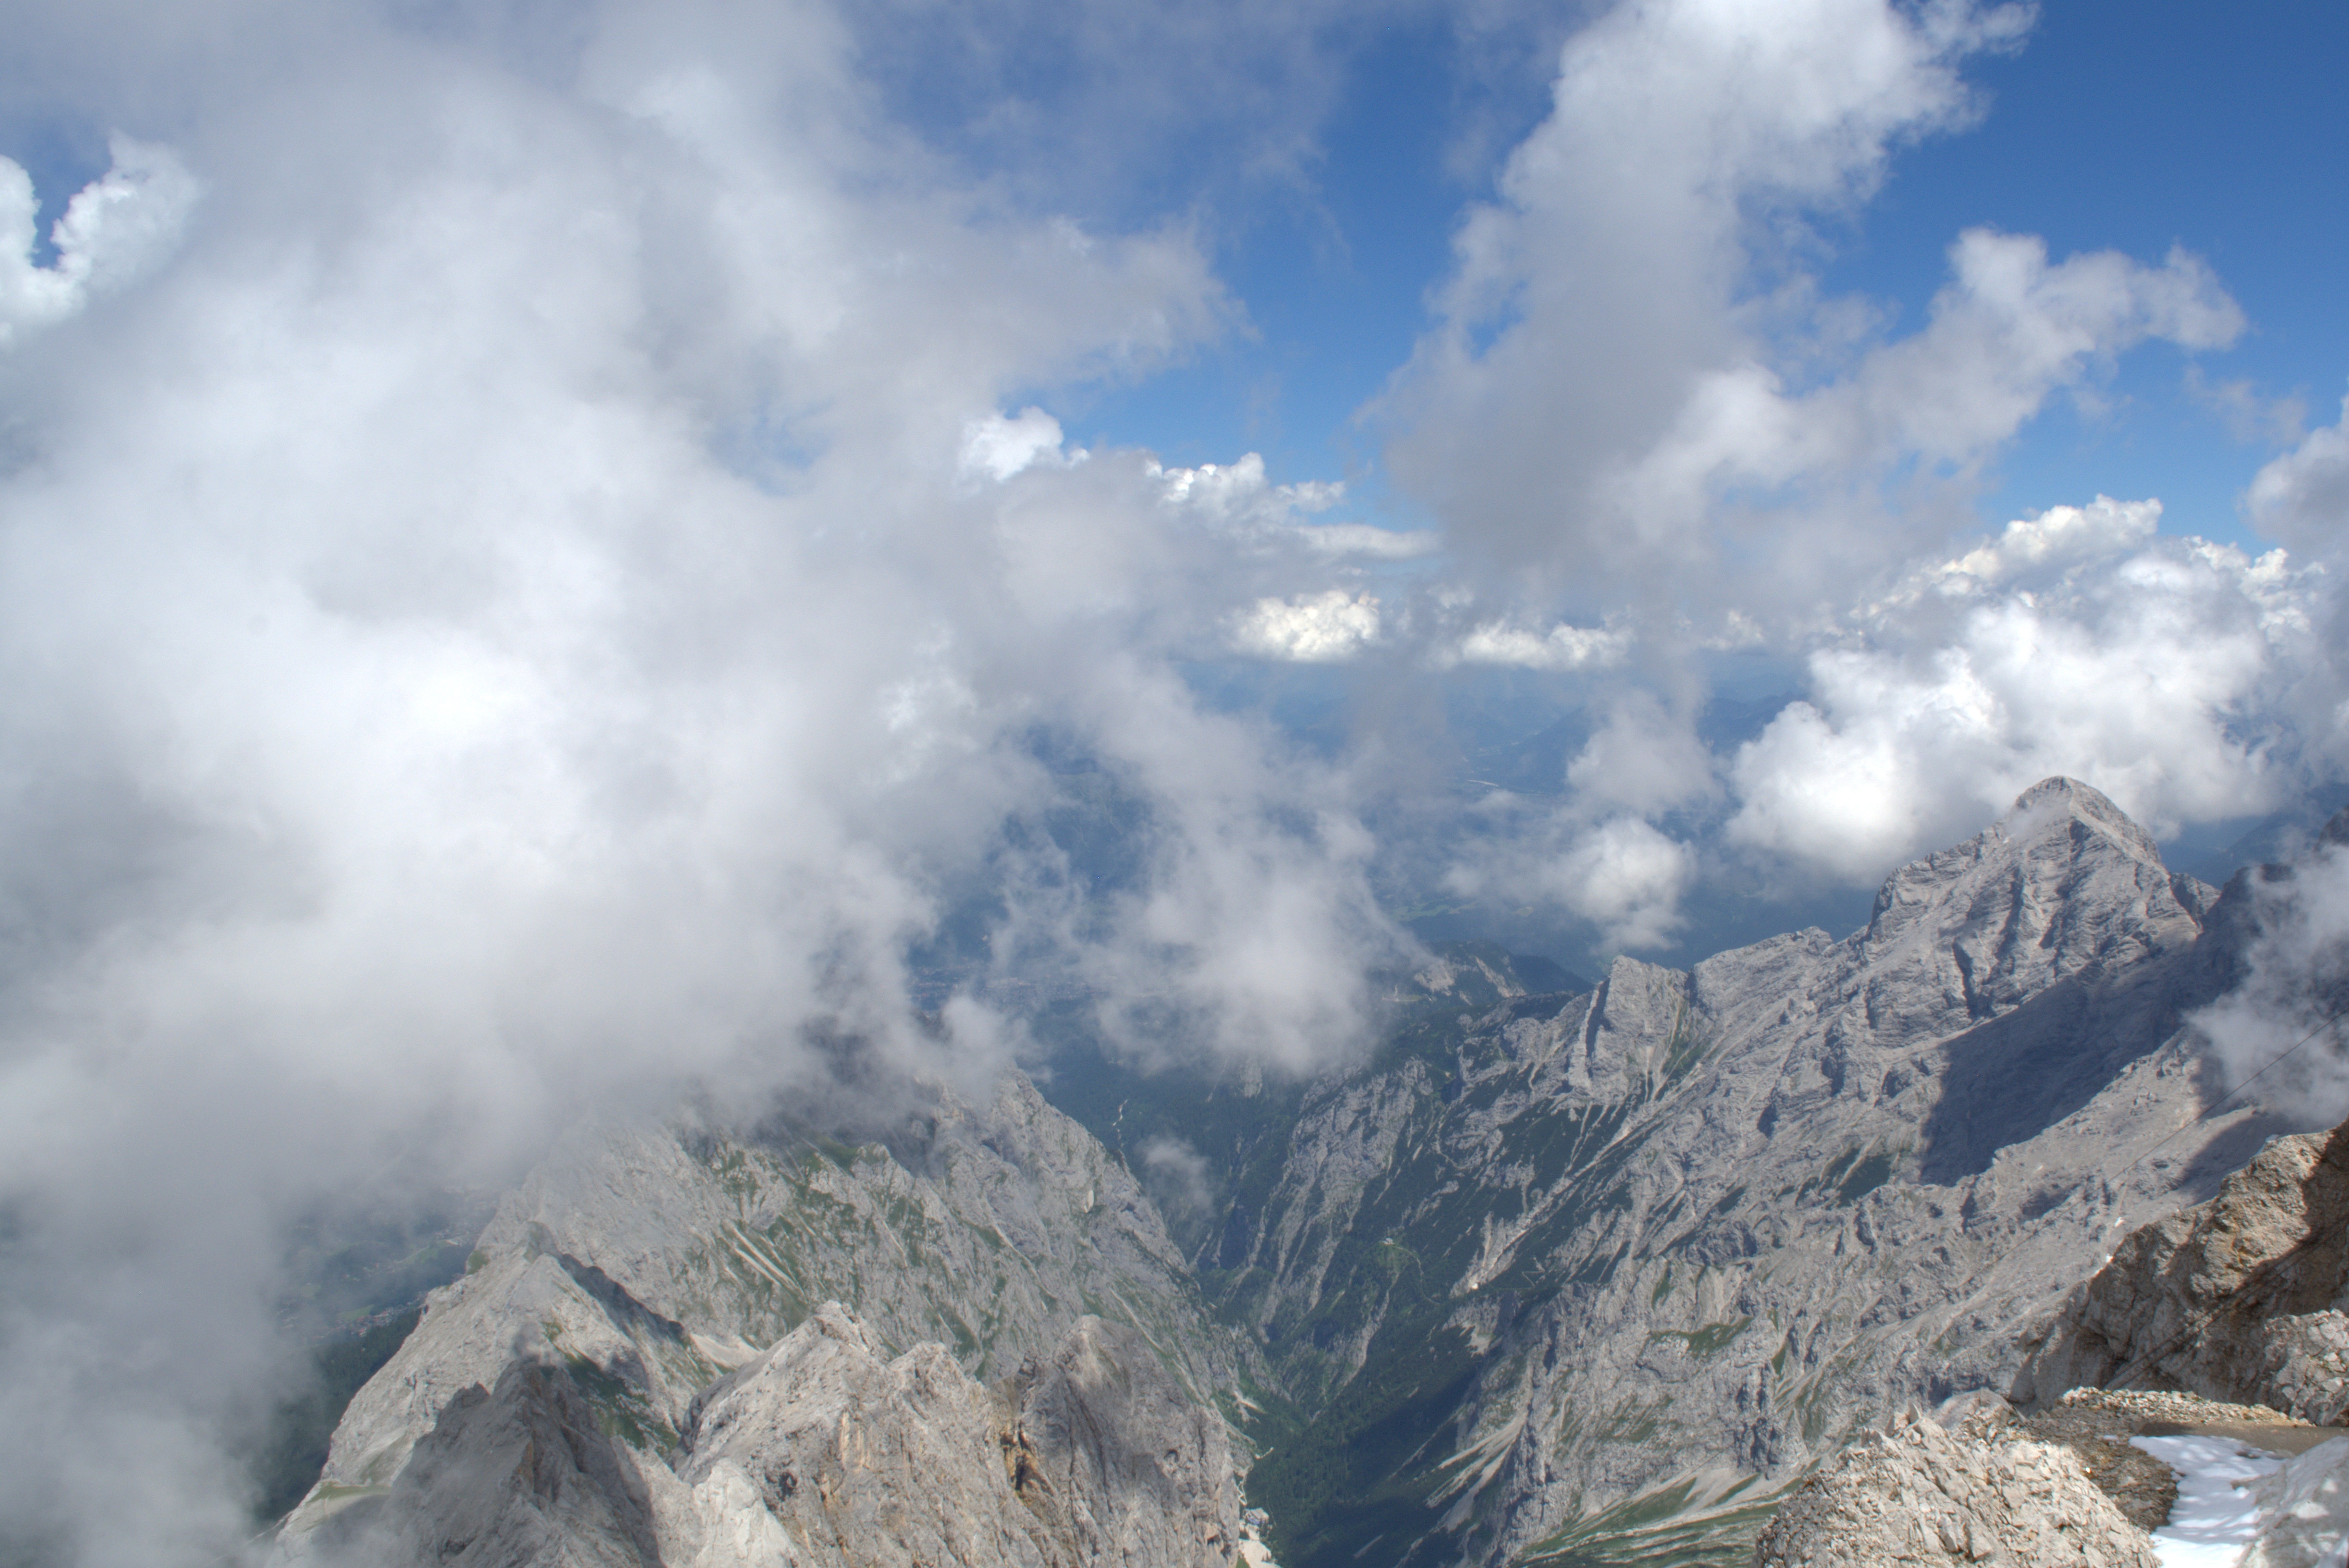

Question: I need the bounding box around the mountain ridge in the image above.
[268,777,2333,1568]
[1167,777,2287,1566]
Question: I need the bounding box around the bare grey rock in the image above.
[669,1303,1044,1568]
[475,1070,1218,1394]
[1012,1315,1243,1568]
[1749,1409,2160,1567]
[279,1302,1245,1568]
[2023,1117,2349,1421]
[1221,778,2286,1564]
[276,1355,668,1568]
[273,1070,1247,1568]
[670,1303,1240,1568]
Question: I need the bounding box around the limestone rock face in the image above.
[272,1073,1244,1568]
[276,1357,669,1568]
[672,1303,1047,1568]
[1749,1410,2160,1568]
[279,1303,1244,1568]
[2022,1118,2349,1421]
[1216,778,2281,1565]
[668,1304,1242,1568]
[1013,1316,1244,1568]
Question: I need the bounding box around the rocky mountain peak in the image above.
[1849,776,2204,1043]
[2009,777,2167,863]
[1864,778,2168,943]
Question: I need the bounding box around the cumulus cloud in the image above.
[1449,807,1695,953]
[1293,520,1442,560]
[1566,693,1718,817]
[0,134,198,344]
[1230,589,1384,662]
[961,405,1072,481]
[2248,395,2349,551]
[1727,525,2316,881]
[1379,0,2241,646]
[1443,618,1630,671]
[1365,0,2317,917]
[1924,495,2163,593]
[1385,0,2028,588]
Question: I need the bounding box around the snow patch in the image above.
[2132,1434,2281,1567]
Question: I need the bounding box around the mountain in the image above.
[271,1072,1251,1567]
[268,777,2326,1568]
[1124,778,2290,1567]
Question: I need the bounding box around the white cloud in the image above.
[1930,495,2162,591]
[1727,527,2317,881]
[1555,816,1696,952]
[960,405,1069,481]
[0,134,198,345]
[1445,619,1630,671]
[1380,0,2237,646]
[1293,521,1441,560]
[2248,395,2349,551]
[1230,589,1383,662]
[1385,0,2028,580]
[2191,843,2349,1128]
[1137,1133,1213,1213]
[1567,693,1718,817]
[1450,808,1695,954]
[1149,459,1435,560]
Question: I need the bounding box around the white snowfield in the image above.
[2136,1434,2349,1568]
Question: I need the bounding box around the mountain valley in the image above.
[266,779,2349,1568]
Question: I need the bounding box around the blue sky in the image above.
[1050,0,2347,549]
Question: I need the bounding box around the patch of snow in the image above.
[2132,1434,2282,1568]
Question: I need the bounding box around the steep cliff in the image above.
[1207,779,2278,1567]
[272,1073,1244,1567]
[2022,1116,2349,1422]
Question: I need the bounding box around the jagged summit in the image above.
[2008,776,2166,863]
[1208,784,2273,1568]
[271,784,2308,1568]
[1849,777,2210,1048]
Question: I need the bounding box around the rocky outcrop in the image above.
[298,1069,1230,1505]
[272,1071,1246,1568]
[2021,1117,2349,1421]
[280,1303,1245,1568]
[278,1355,668,1568]
[670,1303,1054,1568]
[1214,778,2283,1566]
[1011,1316,1244,1568]
[1749,1409,2159,1567]
[670,1304,1243,1568]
